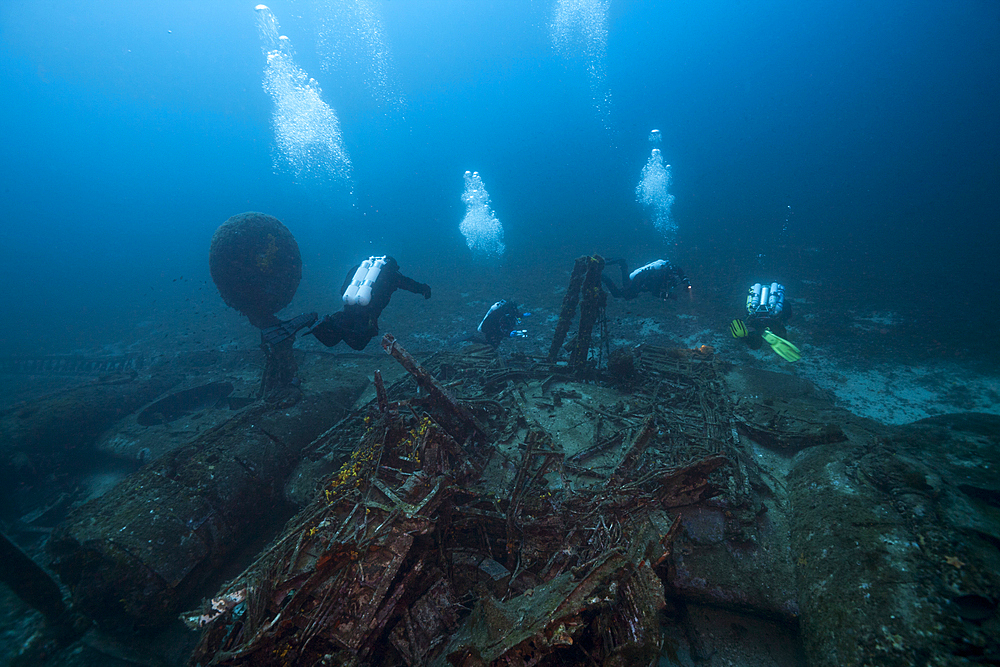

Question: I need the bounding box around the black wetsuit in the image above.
[476,300,521,347]
[602,258,689,300]
[743,303,792,350]
[309,257,431,351]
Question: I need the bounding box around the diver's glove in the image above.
[509,330,528,339]
[421,284,432,299]
[730,319,748,338]
[761,329,802,363]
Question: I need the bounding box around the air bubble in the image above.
[636,148,676,244]
[255,5,352,188]
[459,171,506,260]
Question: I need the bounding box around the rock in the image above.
[786,413,1000,665]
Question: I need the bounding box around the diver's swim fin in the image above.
[261,312,318,346]
[761,329,801,362]
[730,319,748,338]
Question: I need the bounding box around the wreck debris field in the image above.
[2,0,999,665]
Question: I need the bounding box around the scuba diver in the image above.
[470,300,528,347]
[730,282,801,362]
[602,258,690,301]
[307,256,431,351]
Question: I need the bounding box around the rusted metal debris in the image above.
[568,255,607,373]
[547,256,590,363]
[546,254,609,375]
[382,333,488,442]
[185,334,740,667]
[374,369,390,414]
[47,385,361,632]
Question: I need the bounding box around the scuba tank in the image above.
[342,259,373,304]
[746,283,762,314]
[479,300,523,335]
[629,259,668,282]
[768,282,784,316]
[343,256,387,306]
[746,281,785,318]
[355,257,387,306]
[478,300,506,334]
[478,300,525,345]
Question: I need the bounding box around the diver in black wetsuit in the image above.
[473,300,526,347]
[602,258,690,301]
[308,256,431,351]
[453,300,527,348]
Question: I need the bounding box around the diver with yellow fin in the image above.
[730,282,801,362]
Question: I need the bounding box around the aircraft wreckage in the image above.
[3,255,999,667]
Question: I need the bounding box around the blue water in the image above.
[1,0,998,358]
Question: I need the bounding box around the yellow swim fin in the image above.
[762,329,801,362]
[730,319,748,338]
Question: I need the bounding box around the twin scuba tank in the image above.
[342,256,387,307]
[746,282,784,318]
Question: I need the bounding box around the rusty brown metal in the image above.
[606,415,658,488]
[547,256,589,363]
[47,390,355,632]
[185,342,745,667]
[382,333,487,440]
[546,254,608,372]
[187,408,458,666]
[374,368,389,414]
[569,255,606,372]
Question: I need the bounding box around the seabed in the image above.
[1,252,998,667]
